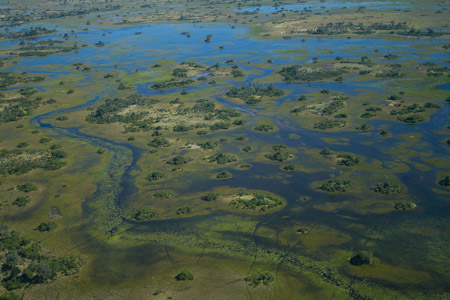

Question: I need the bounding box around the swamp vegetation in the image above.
[0,0,449,299]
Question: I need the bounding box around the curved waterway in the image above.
[2,20,447,297]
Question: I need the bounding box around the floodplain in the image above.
[0,0,449,299]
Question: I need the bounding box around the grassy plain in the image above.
[0,0,449,299]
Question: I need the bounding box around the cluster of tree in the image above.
[209,121,230,131]
[394,201,416,210]
[306,21,408,35]
[172,68,188,78]
[1,6,120,26]
[0,27,55,40]
[146,172,166,182]
[198,141,217,150]
[397,114,425,124]
[0,149,67,175]
[166,155,192,165]
[86,94,150,124]
[12,197,29,207]
[0,72,45,89]
[314,119,346,130]
[439,176,450,187]
[283,164,300,171]
[0,224,81,293]
[374,181,402,194]
[132,207,157,221]
[153,190,173,200]
[319,179,352,192]
[422,62,450,77]
[336,154,360,166]
[397,28,445,37]
[201,193,219,201]
[279,65,346,82]
[350,251,373,266]
[230,193,282,211]
[226,83,284,105]
[266,152,290,162]
[0,97,41,123]
[36,222,57,232]
[254,124,274,132]
[390,103,425,115]
[375,64,403,78]
[175,270,194,281]
[147,136,171,148]
[12,43,79,58]
[176,206,195,215]
[151,79,194,89]
[321,100,345,115]
[245,271,275,287]
[216,170,232,180]
[356,123,372,131]
[208,153,236,164]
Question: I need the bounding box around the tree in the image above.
[34,262,54,283]
[175,270,194,281]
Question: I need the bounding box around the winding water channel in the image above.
[3,21,449,297]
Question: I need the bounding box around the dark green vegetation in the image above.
[226,83,284,105]
[146,172,166,182]
[319,180,352,192]
[0,225,80,291]
[208,153,236,164]
[244,271,275,287]
[0,149,67,175]
[16,183,37,193]
[36,222,57,232]
[12,197,29,207]
[175,270,194,281]
[439,176,450,186]
[201,193,219,201]
[374,181,402,194]
[336,154,360,166]
[166,155,192,165]
[350,251,374,266]
[0,0,449,299]
[216,170,232,180]
[266,152,290,162]
[230,193,283,211]
[0,72,45,89]
[279,65,346,82]
[132,207,157,221]
[394,201,417,211]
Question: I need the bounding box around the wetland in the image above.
[0,0,449,299]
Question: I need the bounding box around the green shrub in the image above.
[319,179,352,192]
[175,270,194,281]
[17,183,37,192]
[36,222,57,232]
[12,197,29,207]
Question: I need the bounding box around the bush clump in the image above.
[245,271,275,287]
[175,270,194,281]
[201,193,219,201]
[133,207,157,221]
[146,172,166,182]
[166,155,192,165]
[350,251,373,266]
[319,179,352,192]
[36,222,57,232]
[17,183,37,193]
[208,153,236,164]
[12,197,29,207]
[374,181,402,194]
